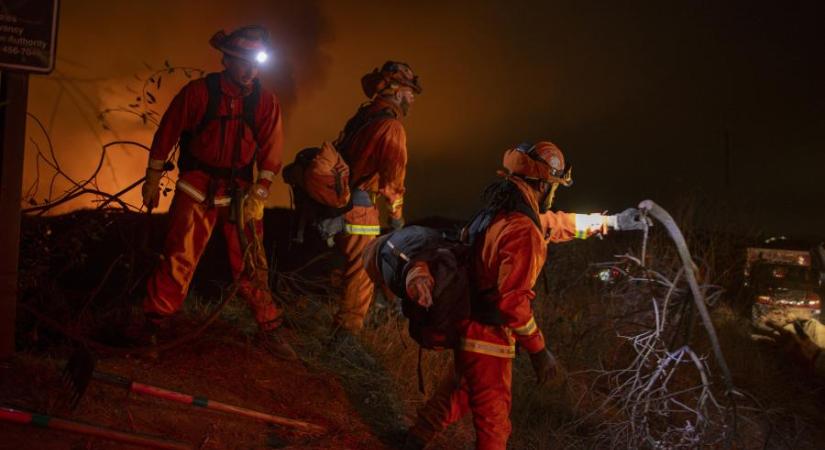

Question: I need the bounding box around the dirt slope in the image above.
[0,322,393,450]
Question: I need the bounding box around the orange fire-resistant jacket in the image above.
[341,98,407,235]
[457,177,599,358]
[148,72,284,203]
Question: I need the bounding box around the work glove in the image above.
[609,208,652,231]
[529,347,558,386]
[141,168,163,208]
[243,183,269,222]
[407,274,434,308]
[389,216,405,231]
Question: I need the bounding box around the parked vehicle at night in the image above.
[746,242,822,327]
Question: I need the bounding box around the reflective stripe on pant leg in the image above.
[223,216,280,328]
[145,193,217,316]
[409,355,471,443]
[334,233,376,332]
[457,350,513,450]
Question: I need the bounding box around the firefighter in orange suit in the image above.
[403,141,649,449]
[331,61,422,338]
[138,26,295,360]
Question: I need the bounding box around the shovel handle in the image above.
[130,382,326,434]
[92,371,325,434]
[0,406,192,450]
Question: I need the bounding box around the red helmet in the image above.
[361,61,423,98]
[210,26,271,64]
[502,141,572,186]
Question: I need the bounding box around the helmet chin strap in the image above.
[539,182,559,213]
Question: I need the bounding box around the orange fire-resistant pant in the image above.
[409,350,513,450]
[333,232,376,332]
[143,192,281,330]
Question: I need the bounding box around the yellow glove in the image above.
[141,168,163,208]
[243,183,268,222]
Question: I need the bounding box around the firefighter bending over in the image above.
[402,141,648,449]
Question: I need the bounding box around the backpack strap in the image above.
[195,72,223,135]
[464,183,542,325]
[242,79,261,139]
[179,73,261,184]
[345,107,396,190]
[189,72,262,139]
[335,105,396,168]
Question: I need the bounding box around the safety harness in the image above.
[178,72,260,208]
[335,103,396,207]
[463,181,542,325]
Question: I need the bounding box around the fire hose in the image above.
[638,199,739,446]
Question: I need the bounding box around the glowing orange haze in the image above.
[27,1,824,236]
[25,0,554,219]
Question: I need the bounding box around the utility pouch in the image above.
[229,187,244,224]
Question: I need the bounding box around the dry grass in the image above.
[330,201,825,449]
[12,201,825,449]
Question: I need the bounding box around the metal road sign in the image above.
[0,0,59,73]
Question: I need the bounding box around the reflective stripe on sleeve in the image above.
[512,317,538,336]
[459,338,516,359]
[574,213,606,238]
[344,223,381,236]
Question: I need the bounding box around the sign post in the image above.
[0,0,59,358]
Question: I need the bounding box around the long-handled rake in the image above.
[62,347,326,434]
[0,405,192,449]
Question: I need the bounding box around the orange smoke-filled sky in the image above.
[24,0,825,236]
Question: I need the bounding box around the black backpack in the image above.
[376,185,542,349]
[374,226,472,350]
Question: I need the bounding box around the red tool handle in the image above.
[0,406,192,450]
[129,382,326,434]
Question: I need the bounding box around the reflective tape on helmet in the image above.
[344,223,381,236]
[512,317,538,336]
[459,338,516,359]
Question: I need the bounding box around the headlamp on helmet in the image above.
[210,25,273,67]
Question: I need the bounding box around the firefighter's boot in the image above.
[258,328,298,361]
